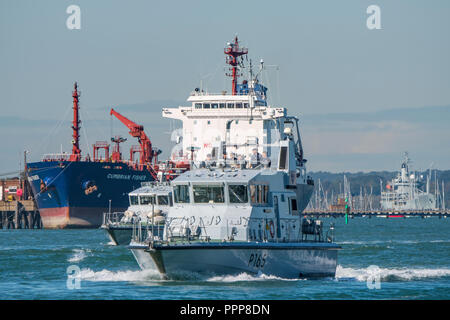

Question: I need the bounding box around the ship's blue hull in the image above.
[27,161,154,228]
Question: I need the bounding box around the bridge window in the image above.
[279,146,288,170]
[193,185,224,203]
[174,185,190,203]
[227,103,234,108]
[195,103,202,109]
[250,184,269,204]
[211,147,218,159]
[129,195,139,206]
[211,103,218,109]
[236,103,242,108]
[243,103,249,108]
[290,197,298,215]
[219,103,225,108]
[229,185,248,203]
[140,195,155,205]
[157,195,169,206]
[203,103,210,109]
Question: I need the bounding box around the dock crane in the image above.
[110,108,159,166]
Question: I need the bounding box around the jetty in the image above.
[303,209,450,218]
[0,200,42,229]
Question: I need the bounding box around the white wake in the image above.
[79,268,163,282]
[336,265,450,282]
[67,248,92,263]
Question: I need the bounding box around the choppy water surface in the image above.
[1,217,449,299]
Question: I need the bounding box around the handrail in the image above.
[102,211,125,226]
[41,153,71,161]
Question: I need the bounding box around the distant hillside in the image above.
[308,170,450,209]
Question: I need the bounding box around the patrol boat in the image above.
[101,182,172,245]
[129,36,340,278]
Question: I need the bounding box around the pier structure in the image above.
[303,209,450,218]
[0,200,42,229]
[0,150,42,229]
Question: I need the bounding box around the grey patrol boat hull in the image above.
[130,241,340,279]
[103,224,165,246]
[130,244,160,270]
[102,225,134,246]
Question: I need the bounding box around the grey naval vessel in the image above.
[381,153,439,211]
[128,36,340,279]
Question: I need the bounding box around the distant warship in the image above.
[380,153,438,211]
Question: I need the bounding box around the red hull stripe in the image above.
[39,206,126,229]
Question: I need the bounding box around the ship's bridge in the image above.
[161,36,305,175]
[162,94,288,164]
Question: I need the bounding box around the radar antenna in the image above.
[69,82,81,161]
[224,36,248,95]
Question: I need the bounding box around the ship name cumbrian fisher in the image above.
[106,173,148,181]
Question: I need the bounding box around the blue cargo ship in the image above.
[27,160,153,228]
[25,83,180,228]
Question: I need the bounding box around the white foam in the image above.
[79,268,163,282]
[338,241,381,245]
[77,265,450,283]
[68,249,92,263]
[77,268,298,283]
[429,240,450,243]
[206,272,299,282]
[336,265,450,282]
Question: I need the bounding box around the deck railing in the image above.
[102,211,125,226]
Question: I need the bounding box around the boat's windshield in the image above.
[129,195,139,206]
[157,195,170,206]
[193,185,224,203]
[228,185,248,203]
[140,195,155,205]
[174,185,190,203]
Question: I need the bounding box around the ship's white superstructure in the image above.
[163,97,313,211]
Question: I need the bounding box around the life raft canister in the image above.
[267,220,275,238]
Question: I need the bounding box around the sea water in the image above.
[0,217,449,299]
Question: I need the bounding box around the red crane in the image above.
[109,108,154,166]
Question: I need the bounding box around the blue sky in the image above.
[1,0,449,174]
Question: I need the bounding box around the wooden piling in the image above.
[7,212,15,229]
[23,211,30,229]
[37,214,42,229]
[30,210,35,229]
[14,205,20,229]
